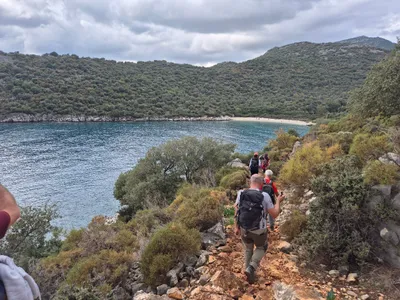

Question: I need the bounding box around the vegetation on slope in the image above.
[0,41,388,120]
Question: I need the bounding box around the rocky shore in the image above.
[0,114,232,123]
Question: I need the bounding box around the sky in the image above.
[0,0,399,66]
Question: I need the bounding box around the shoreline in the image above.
[0,114,314,126]
[231,117,314,126]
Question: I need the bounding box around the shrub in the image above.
[363,160,399,185]
[215,166,245,186]
[279,142,330,189]
[115,137,235,218]
[326,144,343,159]
[287,129,300,137]
[168,185,225,231]
[141,222,201,286]
[295,156,378,266]
[269,129,298,151]
[223,206,235,218]
[268,160,285,176]
[219,169,248,190]
[0,205,62,271]
[280,210,307,242]
[350,133,393,163]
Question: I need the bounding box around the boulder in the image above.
[201,232,226,250]
[210,270,244,290]
[227,158,247,168]
[290,141,302,158]
[156,284,169,296]
[380,228,400,246]
[167,287,184,300]
[183,255,198,267]
[347,273,358,284]
[195,252,209,267]
[328,270,339,277]
[206,221,226,239]
[392,192,400,212]
[379,152,400,166]
[177,278,189,289]
[371,185,392,198]
[133,291,170,300]
[277,241,292,254]
[167,262,185,287]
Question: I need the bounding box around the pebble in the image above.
[347,290,357,297]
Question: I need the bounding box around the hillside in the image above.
[0,41,389,121]
[338,36,396,51]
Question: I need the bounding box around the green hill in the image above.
[0,41,389,121]
[338,36,395,51]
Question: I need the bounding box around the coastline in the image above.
[0,114,314,125]
[231,117,314,126]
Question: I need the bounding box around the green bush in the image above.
[0,205,63,271]
[363,160,399,185]
[268,161,285,176]
[219,169,248,190]
[280,210,307,242]
[279,142,330,189]
[269,129,298,151]
[350,133,393,163]
[223,206,235,218]
[114,137,235,218]
[168,185,225,231]
[287,129,300,137]
[141,222,200,286]
[296,156,378,266]
[215,166,245,186]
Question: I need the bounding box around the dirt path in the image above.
[189,225,388,300]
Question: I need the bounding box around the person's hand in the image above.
[277,194,286,203]
[235,226,240,236]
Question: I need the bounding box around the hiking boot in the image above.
[245,265,255,284]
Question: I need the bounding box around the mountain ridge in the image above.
[0,38,391,121]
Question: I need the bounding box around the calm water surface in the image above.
[0,121,308,229]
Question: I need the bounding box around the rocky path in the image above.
[188,225,386,300]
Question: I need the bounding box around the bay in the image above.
[0,121,308,229]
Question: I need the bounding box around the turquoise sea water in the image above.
[0,121,308,229]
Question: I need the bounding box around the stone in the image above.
[166,287,184,300]
[380,228,400,245]
[199,274,211,285]
[183,255,198,267]
[379,152,400,165]
[201,232,226,250]
[347,273,358,284]
[240,295,253,300]
[371,185,392,198]
[218,245,232,253]
[196,266,209,274]
[195,252,208,267]
[206,221,226,239]
[392,192,400,212]
[304,190,314,198]
[167,262,184,287]
[347,290,357,297]
[156,284,169,295]
[338,265,349,276]
[227,158,248,169]
[177,278,189,289]
[328,270,339,277]
[208,255,217,264]
[210,270,244,290]
[131,283,146,295]
[361,294,370,300]
[290,141,302,158]
[272,281,298,300]
[133,291,170,300]
[277,241,292,254]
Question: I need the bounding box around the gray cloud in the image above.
[0,0,398,65]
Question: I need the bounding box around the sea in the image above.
[0,121,308,229]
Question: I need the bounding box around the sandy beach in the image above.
[230,117,314,126]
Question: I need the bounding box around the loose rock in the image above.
[328,270,339,277]
[167,287,184,300]
[199,274,211,286]
[361,295,370,300]
[347,273,358,284]
[347,290,357,297]
[156,284,169,296]
[277,241,292,254]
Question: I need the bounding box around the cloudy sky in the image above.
[0,0,399,66]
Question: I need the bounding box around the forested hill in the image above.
[338,36,395,51]
[0,41,389,121]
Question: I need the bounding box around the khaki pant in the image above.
[240,228,268,270]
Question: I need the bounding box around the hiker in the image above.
[263,170,279,231]
[234,174,285,283]
[0,185,20,239]
[260,153,270,172]
[249,152,260,175]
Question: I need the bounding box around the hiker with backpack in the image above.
[263,169,279,231]
[260,153,270,172]
[249,152,260,175]
[234,174,285,283]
